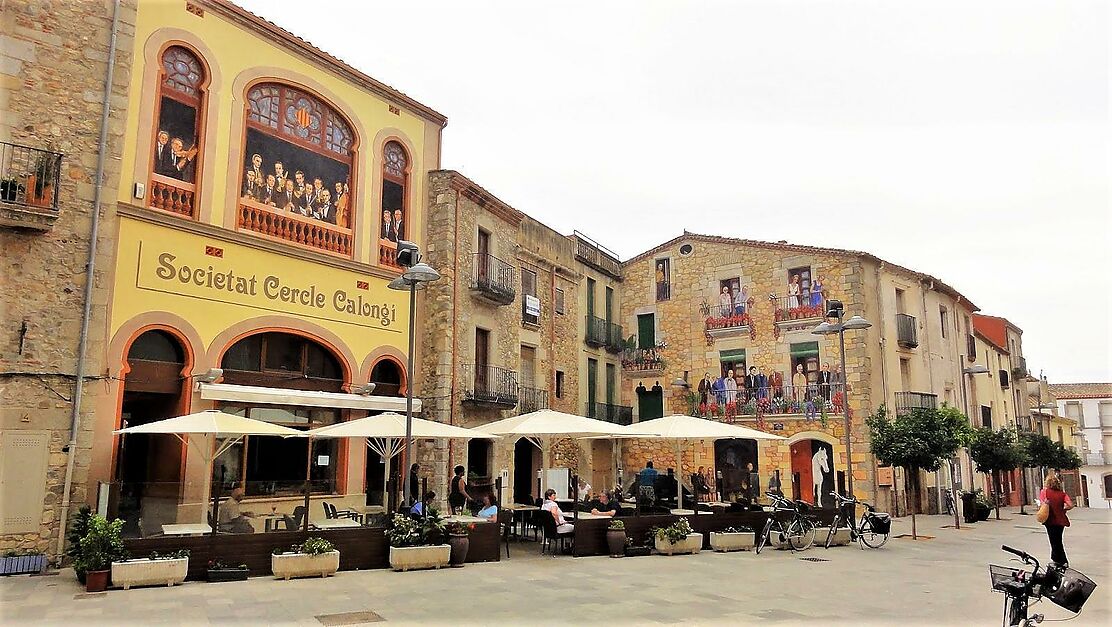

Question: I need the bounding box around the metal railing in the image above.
[698,383,846,417]
[1,141,63,212]
[461,364,519,406]
[605,322,624,353]
[656,282,671,302]
[703,302,754,330]
[896,313,918,348]
[585,315,608,347]
[573,231,622,279]
[1012,356,1027,379]
[370,382,402,397]
[771,293,825,322]
[519,385,549,413]
[621,348,664,372]
[894,391,937,414]
[471,253,516,304]
[587,402,633,425]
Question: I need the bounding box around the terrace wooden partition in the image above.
[571,508,838,557]
[124,522,501,580]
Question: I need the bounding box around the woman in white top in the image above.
[788,275,802,309]
[718,286,733,315]
[724,369,739,402]
[577,478,592,501]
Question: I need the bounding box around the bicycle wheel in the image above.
[788,517,816,551]
[823,516,840,549]
[755,518,774,555]
[858,515,889,549]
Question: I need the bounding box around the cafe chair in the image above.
[323,501,364,524]
[497,509,513,558]
[282,505,313,531]
[539,512,573,557]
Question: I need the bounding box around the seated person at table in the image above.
[590,490,620,517]
[477,495,498,521]
[577,477,592,501]
[541,489,574,533]
[218,487,257,533]
[639,460,658,487]
[411,491,435,516]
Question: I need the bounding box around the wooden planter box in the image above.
[111,557,188,590]
[709,531,755,552]
[388,545,451,572]
[654,533,703,556]
[271,551,340,580]
[0,554,47,575]
[818,527,852,547]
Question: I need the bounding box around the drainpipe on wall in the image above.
[56,0,122,561]
[873,262,894,513]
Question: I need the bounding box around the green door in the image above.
[605,363,616,405]
[587,359,598,416]
[605,287,613,324]
[639,389,664,421]
[586,278,596,318]
[637,313,655,350]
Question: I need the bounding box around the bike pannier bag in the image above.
[1044,567,1097,613]
[868,513,891,534]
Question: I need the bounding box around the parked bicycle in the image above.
[989,544,1096,626]
[824,492,891,549]
[755,492,817,554]
[942,487,955,517]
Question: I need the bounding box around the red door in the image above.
[791,441,813,504]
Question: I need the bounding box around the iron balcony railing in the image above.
[605,322,623,353]
[573,231,622,279]
[894,391,937,414]
[1012,356,1027,379]
[896,313,919,348]
[471,253,516,305]
[621,348,665,372]
[699,383,846,417]
[585,315,608,347]
[1,140,63,212]
[703,302,754,331]
[587,402,633,425]
[519,385,549,414]
[461,364,519,407]
[771,293,825,322]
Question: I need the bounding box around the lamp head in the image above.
[842,315,872,330]
[826,299,844,319]
[403,261,441,283]
[671,377,689,389]
[811,321,838,336]
[395,240,420,268]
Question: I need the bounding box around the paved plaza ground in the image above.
[2,506,1109,626]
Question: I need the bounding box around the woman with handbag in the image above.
[1036,473,1072,568]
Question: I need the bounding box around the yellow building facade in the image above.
[91,0,445,534]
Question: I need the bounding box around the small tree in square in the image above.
[968,426,1024,519]
[867,405,969,539]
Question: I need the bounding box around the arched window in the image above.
[215,332,347,498]
[149,45,206,219]
[378,141,409,267]
[369,358,404,397]
[236,83,356,257]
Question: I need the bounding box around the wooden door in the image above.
[475,328,490,392]
[477,229,490,282]
[790,440,813,504]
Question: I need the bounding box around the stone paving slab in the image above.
[1,507,1109,626]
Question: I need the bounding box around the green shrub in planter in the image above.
[66,505,93,582]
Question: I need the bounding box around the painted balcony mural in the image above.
[692,383,846,420]
[702,301,755,340]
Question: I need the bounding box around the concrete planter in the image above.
[654,533,703,556]
[709,531,756,552]
[766,530,792,550]
[388,545,451,572]
[271,551,339,580]
[819,527,852,547]
[111,557,188,590]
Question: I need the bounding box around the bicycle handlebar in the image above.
[1002,545,1040,572]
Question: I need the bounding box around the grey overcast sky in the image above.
[237,0,1110,383]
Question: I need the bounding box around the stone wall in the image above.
[0,0,136,555]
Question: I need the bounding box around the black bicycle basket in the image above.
[1044,567,1097,613]
[794,500,813,513]
[867,512,891,534]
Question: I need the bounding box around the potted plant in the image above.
[386,513,450,571]
[445,520,471,568]
[606,519,627,557]
[111,549,189,590]
[709,525,756,552]
[66,505,93,583]
[206,559,249,582]
[0,550,48,576]
[74,515,126,592]
[271,537,340,580]
[654,518,702,556]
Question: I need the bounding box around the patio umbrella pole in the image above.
[676,439,682,511]
[303,436,312,532]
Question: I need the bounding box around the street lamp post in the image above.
[957,359,989,528]
[388,248,441,508]
[812,303,871,498]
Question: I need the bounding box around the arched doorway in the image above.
[215,332,346,501]
[369,358,404,397]
[790,439,835,507]
[513,438,542,504]
[115,329,190,536]
[714,438,758,501]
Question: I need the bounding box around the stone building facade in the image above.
[618,232,978,513]
[418,171,590,505]
[1,0,137,556]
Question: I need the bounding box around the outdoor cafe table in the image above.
[313,518,362,529]
[569,512,611,521]
[504,504,539,539]
[670,508,714,516]
[444,514,489,524]
[161,523,211,536]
